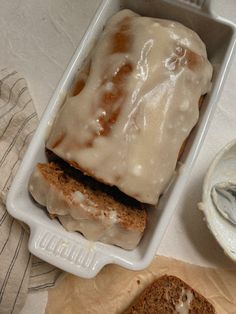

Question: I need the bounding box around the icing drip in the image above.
[174,289,194,314]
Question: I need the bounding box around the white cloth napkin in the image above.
[0,68,61,314]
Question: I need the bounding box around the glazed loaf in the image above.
[46,9,213,205]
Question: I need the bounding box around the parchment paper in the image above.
[46,255,236,314]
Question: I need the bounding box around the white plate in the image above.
[6,0,236,278]
[202,139,236,262]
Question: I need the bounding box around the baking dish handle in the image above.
[29,225,112,278]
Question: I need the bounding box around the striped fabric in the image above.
[0,69,61,314]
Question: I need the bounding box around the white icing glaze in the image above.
[211,182,236,224]
[72,190,85,202]
[46,9,213,204]
[29,166,143,250]
[58,215,141,250]
[174,289,194,314]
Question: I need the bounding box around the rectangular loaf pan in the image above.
[7,0,236,278]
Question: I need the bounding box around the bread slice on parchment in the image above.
[28,162,147,250]
[124,275,215,313]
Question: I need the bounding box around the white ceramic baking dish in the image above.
[7,0,236,278]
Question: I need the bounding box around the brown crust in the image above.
[37,160,147,232]
[98,62,133,136]
[124,275,215,314]
[111,16,131,53]
[71,59,91,97]
[72,79,86,97]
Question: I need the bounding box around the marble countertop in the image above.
[0,1,235,313]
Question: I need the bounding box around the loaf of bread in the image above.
[46,9,213,205]
[29,9,212,249]
[29,161,146,250]
[124,275,215,313]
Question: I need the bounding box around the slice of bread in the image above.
[29,161,147,250]
[124,275,215,313]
